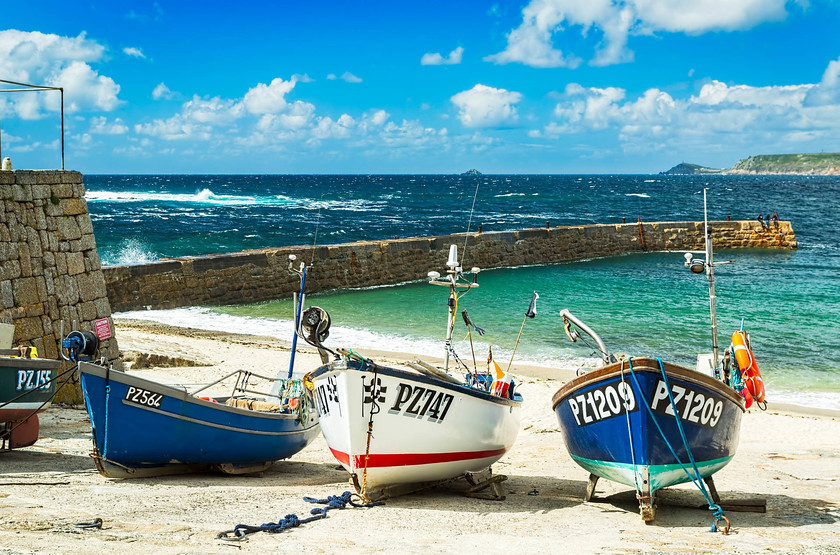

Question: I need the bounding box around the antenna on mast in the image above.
[683,188,734,370]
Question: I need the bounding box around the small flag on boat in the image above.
[526,291,539,318]
[488,348,511,397]
[461,310,486,335]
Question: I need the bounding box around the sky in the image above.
[2,0,840,174]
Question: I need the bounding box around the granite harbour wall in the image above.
[0,170,121,402]
[103,220,797,313]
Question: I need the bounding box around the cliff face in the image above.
[664,153,840,175]
[727,153,840,175]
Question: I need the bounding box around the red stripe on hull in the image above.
[329,447,507,468]
[330,447,351,466]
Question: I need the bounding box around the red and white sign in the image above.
[93,318,112,340]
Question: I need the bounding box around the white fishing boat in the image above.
[303,245,523,500]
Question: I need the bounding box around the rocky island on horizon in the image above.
[662,153,840,176]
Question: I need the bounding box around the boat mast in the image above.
[428,244,479,373]
[703,189,720,368]
[443,245,459,372]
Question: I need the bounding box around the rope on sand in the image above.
[216,491,383,542]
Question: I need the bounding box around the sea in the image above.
[85,174,840,411]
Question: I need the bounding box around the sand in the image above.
[1,319,838,554]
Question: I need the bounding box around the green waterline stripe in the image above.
[570,453,733,478]
[571,453,733,470]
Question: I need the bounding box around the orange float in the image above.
[732,331,765,403]
[739,382,754,409]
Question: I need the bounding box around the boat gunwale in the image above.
[79,362,316,423]
[0,357,62,370]
[308,360,523,407]
[551,356,745,411]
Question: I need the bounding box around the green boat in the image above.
[1,355,61,449]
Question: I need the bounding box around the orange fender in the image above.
[732,331,765,403]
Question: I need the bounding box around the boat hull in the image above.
[308,359,521,497]
[0,357,61,448]
[552,357,744,493]
[79,362,320,477]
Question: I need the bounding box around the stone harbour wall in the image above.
[103,219,797,313]
[0,170,121,403]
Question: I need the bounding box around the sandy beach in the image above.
[1,320,838,554]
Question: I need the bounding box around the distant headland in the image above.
[662,153,840,175]
[461,168,482,176]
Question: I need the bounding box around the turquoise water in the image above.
[206,248,839,407]
[87,174,840,410]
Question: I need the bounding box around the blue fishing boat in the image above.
[552,353,744,521]
[552,190,757,526]
[76,253,319,478]
[79,362,319,477]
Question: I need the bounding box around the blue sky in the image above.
[2,1,840,174]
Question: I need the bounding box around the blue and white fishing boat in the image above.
[78,362,319,477]
[77,255,320,478]
[552,190,754,526]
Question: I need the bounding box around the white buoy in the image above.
[1,157,11,171]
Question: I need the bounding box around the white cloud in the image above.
[804,56,840,106]
[135,95,243,140]
[89,116,129,134]
[312,114,356,140]
[134,76,439,154]
[548,83,627,133]
[0,30,120,117]
[131,73,464,161]
[366,110,389,127]
[327,72,362,83]
[451,84,523,128]
[254,100,317,133]
[421,46,464,66]
[152,82,180,100]
[56,61,122,113]
[243,77,298,114]
[630,0,788,33]
[694,80,809,108]
[539,58,840,154]
[123,47,146,58]
[487,0,791,68]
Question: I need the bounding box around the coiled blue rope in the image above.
[626,357,730,533]
[217,491,384,541]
